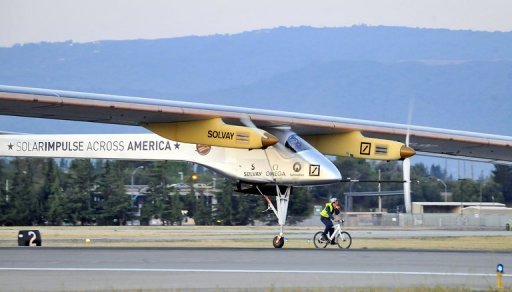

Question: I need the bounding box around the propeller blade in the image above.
[403,98,415,213]
[403,157,411,213]
[240,115,278,147]
[240,115,258,129]
[405,98,415,146]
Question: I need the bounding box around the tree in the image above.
[410,163,442,202]
[493,165,512,205]
[213,180,260,226]
[6,158,39,225]
[452,179,480,202]
[42,159,66,225]
[96,161,132,225]
[0,159,5,196]
[287,187,314,224]
[214,179,235,225]
[182,190,197,219]
[141,161,185,225]
[430,164,446,180]
[194,190,212,225]
[0,160,7,224]
[481,179,504,203]
[47,188,66,225]
[64,159,95,225]
[232,192,261,226]
[165,190,184,225]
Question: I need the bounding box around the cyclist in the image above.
[320,197,342,243]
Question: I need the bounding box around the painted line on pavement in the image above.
[0,267,509,277]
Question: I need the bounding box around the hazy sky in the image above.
[1,0,512,47]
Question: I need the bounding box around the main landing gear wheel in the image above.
[273,236,285,248]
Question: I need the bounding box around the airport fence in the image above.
[292,213,512,230]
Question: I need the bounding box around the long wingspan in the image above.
[0,85,510,164]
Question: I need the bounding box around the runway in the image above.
[0,247,510,290]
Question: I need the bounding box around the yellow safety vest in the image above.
[320,203,334,218]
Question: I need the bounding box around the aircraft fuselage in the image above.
[0,132,341,186]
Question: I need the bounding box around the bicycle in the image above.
[313,220,352,248]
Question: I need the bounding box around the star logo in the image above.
[7,143,13,150]
[174,143,180,150]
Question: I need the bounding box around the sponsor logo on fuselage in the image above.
[309,164,320,176]
[244,171,262,177]
[243,163,286,177]
[196,144,211,155]
[266,170,286,177]
[289,161,304,177]
[266,164,285,177]
[360,142,371,155]
[243,170,290,177]
[207,130,234,140]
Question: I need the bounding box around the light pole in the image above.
[347,178,357,212]
[131,166,144,189]
[436,178,448,202]
[479,180,485,206]
[457,178,468,216]
[130,166,144,217]
[191,172,198,200]
[5,179,8,202]
[478,179,485,227]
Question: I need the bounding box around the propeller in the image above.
[403,99,415,213]
[241,115,294,156]
[240,115,278,146]
[240,114,259,132]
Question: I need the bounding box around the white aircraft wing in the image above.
[0,85,511,165]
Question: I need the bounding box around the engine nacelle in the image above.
[143,118,278,149]
[303,131,415,160]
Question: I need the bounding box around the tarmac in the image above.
[0,246,511,290]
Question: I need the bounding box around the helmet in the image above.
[329,197,338,203]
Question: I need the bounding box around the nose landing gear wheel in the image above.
[273,236,285,248]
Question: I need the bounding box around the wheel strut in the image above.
[257,185,291,248]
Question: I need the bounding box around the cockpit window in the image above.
[285,134,311,153]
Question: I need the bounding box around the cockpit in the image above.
[284,134,312,153]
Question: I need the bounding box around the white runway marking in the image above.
[0,267,509,277]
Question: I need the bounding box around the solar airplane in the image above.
[0,85,511,247]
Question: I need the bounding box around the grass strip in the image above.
[1,226,511,250]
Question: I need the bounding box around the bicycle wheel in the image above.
[313,231,328,248]
[336,231,352,248]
